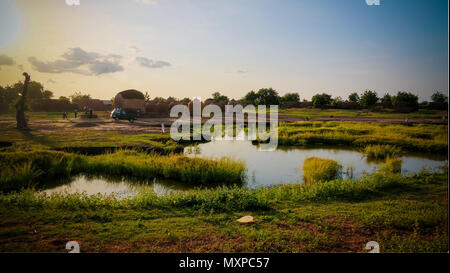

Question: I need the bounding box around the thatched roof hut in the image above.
[114,89,146,113]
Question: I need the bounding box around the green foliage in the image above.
[431,91,447,103]
[348,92,359,103]
[311,93,332,108]
[211,92,229,104]
[381,93,392,103]
[363,145,402,160]
[243,90,258,105]
[281,93,300,103]
[359,90,379,108]
[302,157,342,184]
[255,88,280,106]
[69,91,91,104]
[380,157,402,174]
[392,91,419,109]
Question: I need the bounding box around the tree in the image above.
[180,97,191,104]
[381,93,392,103]
[243,90,258,105]
[280,92,300,108]
[59,96,70,102]
[331,96,343,107]
[255,88,280,106]
[144,92,151,103]
[392,91,418,109]
[42,90,53,99]
[348,92,359,103]
[431,91,448,103]
[312,93,332,108]
[211,92,229,104]
[15,72,30,130]
[281,93,300,103]
[70,91,91,104]
[359,90,378,108]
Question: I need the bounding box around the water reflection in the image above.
[41,140,447,197]
[41,175,184,198]
[184,140,447,188]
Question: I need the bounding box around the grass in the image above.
[302,157,342,185]
[0,150,246,192]
[379,157,402,174]
[363,145,402,160]
[0,167,447,252]
[278,108,446,119]
[278,121,447,153]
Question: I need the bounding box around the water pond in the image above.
[41,140,447,197]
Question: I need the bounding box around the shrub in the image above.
[303,157,342,185]
[363,145,402,160]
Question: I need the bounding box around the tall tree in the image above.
[312,93,332,108]
[16,72,30,130]
[359,90,379,108]
[431,91,448,103]
[348,92,359,103]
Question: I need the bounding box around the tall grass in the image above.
[363,145,402,160]
[278,121,447,153]
[1,166,446,211]
[380,157,402,174]
[0,150,245,192]
[302,157,342,185]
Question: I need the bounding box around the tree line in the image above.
[1,78,447,113]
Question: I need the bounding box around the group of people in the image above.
[61,107,93,119]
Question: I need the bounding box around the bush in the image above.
[303,157,342,185]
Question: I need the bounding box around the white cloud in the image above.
[28,48,124,76]
[136,56,170,69]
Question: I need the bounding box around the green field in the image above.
[0,113,448,253]
[278,108,447,119]
[0,167,447,252]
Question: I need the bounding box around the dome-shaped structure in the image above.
[114,89,146,113]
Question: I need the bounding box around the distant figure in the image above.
[137,109,140,117]
[89,108,93,118]
[161,123,165,133]
[74,110,78,118]
[62,112,67,119]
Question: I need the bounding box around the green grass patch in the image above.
[302,157,342,185]
[0,150,245,192]
[363,145,402,160]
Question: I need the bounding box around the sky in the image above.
[0,0,448,101]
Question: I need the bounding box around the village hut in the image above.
[113,89,146,113]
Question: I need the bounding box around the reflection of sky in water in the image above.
[42,176,179,199]
[42,141,447,197]
[185,140,447,189]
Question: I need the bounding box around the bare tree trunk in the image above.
[16,72,30,130]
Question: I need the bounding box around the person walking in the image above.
[74,109,78,119]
